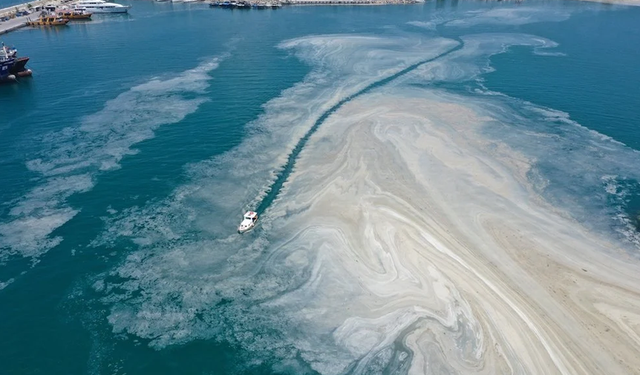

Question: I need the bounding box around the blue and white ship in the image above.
[0,43,32,82]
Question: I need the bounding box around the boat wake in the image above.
[76,6,640,375]
[254,38,463,216]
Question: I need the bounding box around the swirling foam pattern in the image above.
[270,87,640,374]
[91,30,640,375]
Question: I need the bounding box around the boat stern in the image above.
[237,219,254,233]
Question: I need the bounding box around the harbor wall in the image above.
[0,0,62,17]
[284,0,419,4]
[0,18,26,34]
[0,0,65,34]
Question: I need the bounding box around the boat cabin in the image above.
[238,211,258,233]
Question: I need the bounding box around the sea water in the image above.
[1,1,639,373]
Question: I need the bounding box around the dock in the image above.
[284,0,419,4]
[0,0,65,34]
[211,0,422,7]
[0,15,27,34]
[209,0,420,7]
[1,0,56,17]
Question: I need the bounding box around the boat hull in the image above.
[1,46,31,83]
[27,19,70,26]
[237,224,255,234]
[16,69,32,77]
[59,13,93,19]
[9,57,29,75]
[1,59,15,81]
[85,7,129,13]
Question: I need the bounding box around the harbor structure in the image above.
[0,16,28,34]
[284,0,419,4]
[1,0,119,34]
[0,0,62,18]
[209,0,420,7]
[1,0,66,34]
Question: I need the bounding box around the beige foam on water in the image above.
[268,87,640,374]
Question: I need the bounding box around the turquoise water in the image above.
[1,1,640,374]
[1,0,29,8]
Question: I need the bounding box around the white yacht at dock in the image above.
[74,0,130,13]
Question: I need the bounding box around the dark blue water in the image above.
[485,6,640,149]
[1,1,639,374]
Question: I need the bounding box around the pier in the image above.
[209,0,420,8]
[0,0,56,17]
[284,0,419,4]
[210,0,421,7]
[2,0,424,34]
[0,15,27,34]
[0,0,65,34]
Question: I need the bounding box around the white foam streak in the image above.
[267,89,640,374]
[86,35,466,371]
[87,31,640,374]
[445,7,571,27]
[0,57,223,262]
[94,35,458,243]
[407,33,561,83]
[402,33,640,250]
[0,278,14,290]
[406,21,437,31]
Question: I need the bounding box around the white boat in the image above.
[74,0,130,13]
[238,211,258,233]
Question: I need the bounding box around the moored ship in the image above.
[26,15,70,26]
[74,0,131,14]
[210,0,281,7]
[0,44,32,83]
[57,8,93,20]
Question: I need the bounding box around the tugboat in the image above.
[0,44,32,83]
[237,211,258,233]
[26,14,70,26]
